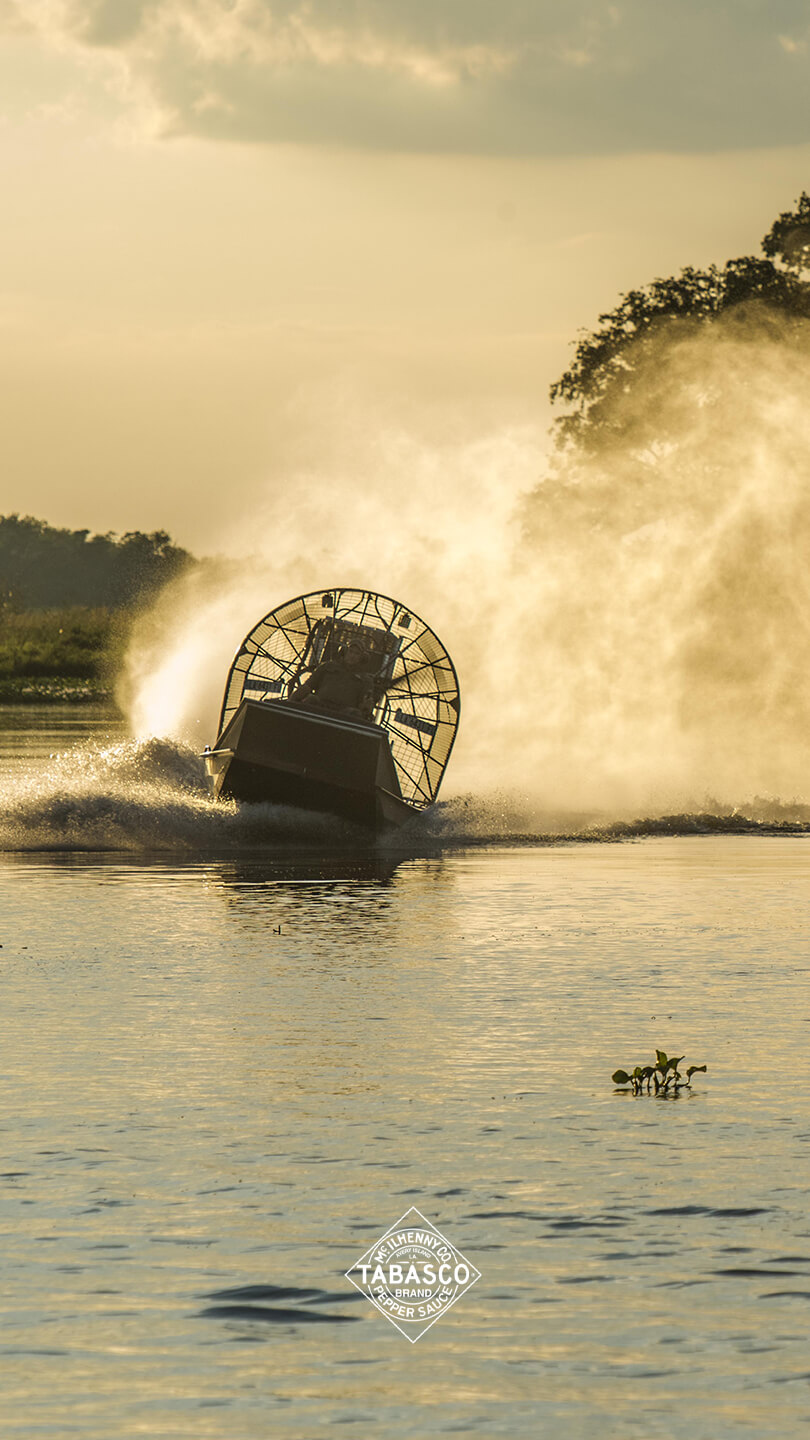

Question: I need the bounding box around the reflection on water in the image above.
[2,712,810,1437]
[212,851,405,890]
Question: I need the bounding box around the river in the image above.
[1,707,809,1438]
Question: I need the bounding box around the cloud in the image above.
[20,0,810,154]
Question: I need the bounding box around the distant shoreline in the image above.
[0,607,124,707]
[0,677,118,707]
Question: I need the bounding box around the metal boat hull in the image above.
[205,698,417,831]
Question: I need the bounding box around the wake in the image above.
[0,737,358,852]
[1,736,808,853]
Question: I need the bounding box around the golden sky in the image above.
[3,2,810,551]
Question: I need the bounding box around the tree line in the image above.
[0,515,194,611]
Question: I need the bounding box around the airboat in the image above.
[203,588,460,830]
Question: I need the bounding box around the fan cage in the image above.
[218,588,460,809]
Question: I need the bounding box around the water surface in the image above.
[2,711,810,1438]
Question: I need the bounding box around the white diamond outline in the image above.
[344,1205,481,1343]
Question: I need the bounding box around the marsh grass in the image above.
[0,608,129,701]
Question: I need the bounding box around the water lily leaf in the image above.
[686,1064,707,1078]
[669,1056,685,1071]
[656,1050,668,1067]
[612,1070,630,1085]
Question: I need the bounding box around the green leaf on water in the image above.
[686,1064,707,1078]
[656,1050,668,1067]
[612,1070,631,1085]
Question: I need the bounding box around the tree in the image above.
[761,191,810,275]
[550,193,810,450]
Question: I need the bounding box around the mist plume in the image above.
[515,307,810,811]
[123,319,810,821]
[122,413,544,797]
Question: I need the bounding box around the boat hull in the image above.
[205,698,418,831]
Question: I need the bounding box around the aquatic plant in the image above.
[611,1050,707,1096]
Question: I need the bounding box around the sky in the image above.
[2,0,810,553]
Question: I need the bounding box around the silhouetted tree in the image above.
[550,193,810,450]
[761,191,810,274]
